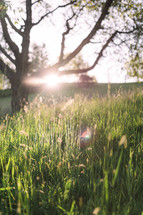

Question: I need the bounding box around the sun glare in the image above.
[45,75,59,87]
[24,74,78,89]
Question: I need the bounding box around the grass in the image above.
[1,82,143,115]
[0,83,143,214]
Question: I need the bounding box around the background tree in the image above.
[79,74,95,83]
[126,52,143,81]
[28,43,49,74]
[125,2,143,81]
[0,0,142,112]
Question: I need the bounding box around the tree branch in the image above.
[59,13,75,62]
[117,29,135,34]
[0,58,15,81]
[52,0,114,69]
[32,0,42,6]
[32,1,76,26]
[0,18,20,58]
[21,0,32,68]
[0,45,16,64]
[59,31,118,75]
[5,14,24,36]
[31,0,114,77]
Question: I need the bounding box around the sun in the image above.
[45,75,59,87]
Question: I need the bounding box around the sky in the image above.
[4,0,140,84]
[31,22,138,83]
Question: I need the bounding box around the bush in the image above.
[0,89,12,97]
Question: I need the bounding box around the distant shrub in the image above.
[0,89,12,97]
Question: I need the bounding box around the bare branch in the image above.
[59,13,76,62]
[32,1,76,26]
[54,0,114,68]
[117,29,135,34]
[0,58,15,81]
[32,0,41,6]
[32,0,114,77]
[0,18,20,58]
[59,31,118,75]
[0,45,16,64]
[5,14,24,36]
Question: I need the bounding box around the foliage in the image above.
[0,88,143,214]
[72,0,105,11]
[65,54,89,70]
[125,1,143,80]
[79,74,94,82]
[0,88,11,97]
[126,52,143,80]
[0,1,11,17]
[29,43,49,74]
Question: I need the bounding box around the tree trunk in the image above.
[11,80,29,113]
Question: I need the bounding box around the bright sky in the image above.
[7,0,140,84]
[31,22,138,84]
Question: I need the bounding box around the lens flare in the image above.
[45,75,59,87]
[80,128,92,148]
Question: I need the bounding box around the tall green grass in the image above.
[1,82,143,115]
[0,89,143,214]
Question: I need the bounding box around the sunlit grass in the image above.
[0,89,143,214]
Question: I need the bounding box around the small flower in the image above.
[57,161,62,168]
[57,137,62,143]
[71,153,75,159]
[78,164,86,168]
[58,114,62,119]
[45,162,50,169]
[86,158,89,163]
[19,130,28,137]
[36,176,40,180]
[118,135,127,148]
[24,105,28,113]
[39,190,44,194]
[93,207,100,215]
[20,144,26,147]
[87,147,92,151]
[0,124,6,131]
[50,117,54,121]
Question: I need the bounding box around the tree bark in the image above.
[11,78,29,113]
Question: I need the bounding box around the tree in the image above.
[0,0,142,112]
[29,43,49,74]
[126,2,143,80]
[79,74,94,83]
[126,52,143,81]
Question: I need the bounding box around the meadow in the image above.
[0,82,143,215]
[1,82,143,115]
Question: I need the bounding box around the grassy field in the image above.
[0,82,143,214]
[0,82,143,115]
